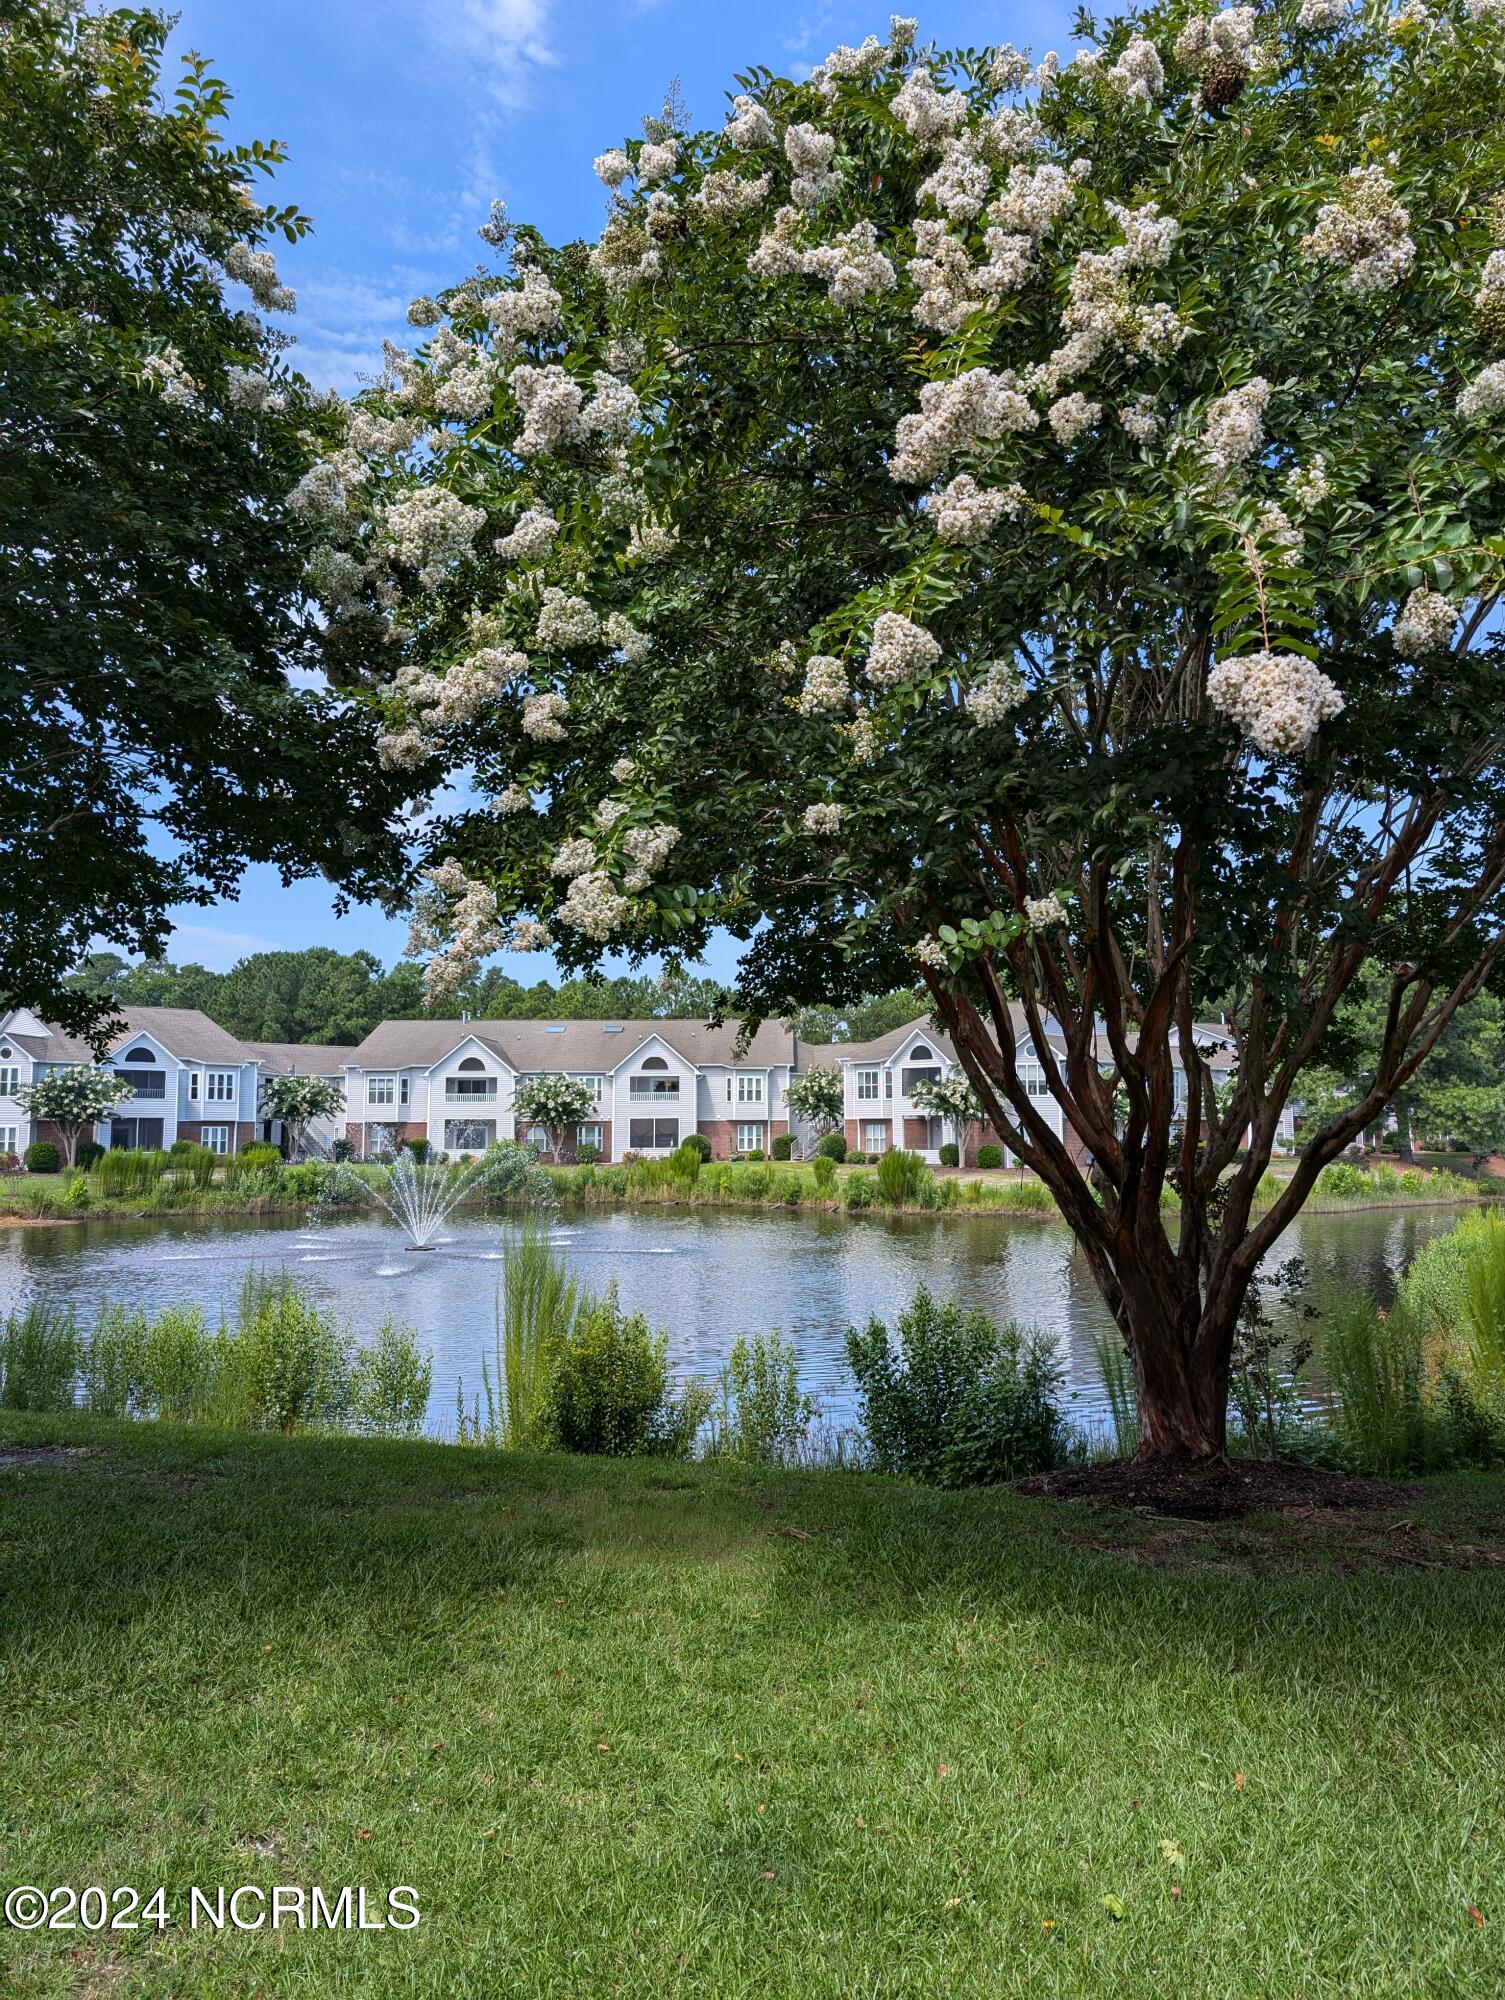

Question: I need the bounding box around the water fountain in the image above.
[365,1152,492,1251]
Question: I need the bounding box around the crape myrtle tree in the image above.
[784,1063,846,1146]
[910,1072,986,1155]
[16,1070,132,1168]
[259,1071,346,1160]
[303,6,1505,1458]
[1,2,415,1043]
[510,1073,598,1160]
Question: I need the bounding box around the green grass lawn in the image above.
[3,1416,1505,1998]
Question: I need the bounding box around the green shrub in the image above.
[94,1147,163,1198]
[238,1142,283,1172]
[140,1306,216,1422]
[62,1173,90,1209]
[496,1225,578,1448]
[846,1287,1070,1486]
[331,1138,354,1162]
[169,1142,216,1190]
[771,1132,795,1161]
[938,1141,959,1167]
[23,1141,59,1174]
[231,1272,349,1433]
[575,1142,601,1165]
[975,1143,1003,1170]
[1316,1160,1373,1201]
[846,1150,868,1165]
[815,1132,847,1162]
[74,1139,104,1171]
[81,1302,149,1415]
[0,1302,81,1410]
[739,1147,766,1162]
[844,1169,874,1210]
[731,1164,768,1199]
[668,1141,703,1187]
[682,1132,713,1162]
[1092,1332,1141,1458]
[348,1318,433,1437]
[812,1153,837,1195]
[541,1285,706,1457]
[876,1147,924,1205]
[403,1137,431,1164]
[712,1332,816,1464]
[1320,1292,1437,1473]
[999,1178,1054,1213]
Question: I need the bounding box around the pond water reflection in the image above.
[0,1203,1466,1435]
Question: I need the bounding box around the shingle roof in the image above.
[246,1042,352,1077]
[28,1008,255,1066]
[344,1017,798,1073]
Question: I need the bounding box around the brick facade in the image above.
[699,1118,789,1160]
[348,1120,429,1158]
[179,1119,258,1153]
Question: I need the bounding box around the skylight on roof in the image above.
[602,1024,624,1033]
[545,1024,567,1034]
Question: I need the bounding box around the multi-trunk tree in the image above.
[303,6,1505,1459]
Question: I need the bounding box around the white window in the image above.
[856,1068,880,1101]
[188,1071,200,1101]
[735,1073,764,1105]
[400,1075,410,1106]
[201,1126,229,1156]
[578,1124,604,1151]
[0,1126,17,1155]
[735,1123,764,1153]
[0,1067,18,1098]
[367,1075,396,1107]
[862,1121,890,1153]
[206,1071,236,1103]
[572,1074,604,1104]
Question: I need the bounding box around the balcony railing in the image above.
[113,1071,165,1098]
[629,1083,680,1102]
[445,1083,498,1101]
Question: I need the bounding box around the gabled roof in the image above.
[17,1007,255,1067]
[345,1016,797,1074]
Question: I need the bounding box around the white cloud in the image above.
[165,923,280,971]
[410,0,558,111]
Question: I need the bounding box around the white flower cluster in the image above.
[381,486,486,587]
[1301,168,1415,294]
[1119,395,1161,441]
[967,662,1027,725]
[988,44,1034,90]
[795,655,850,714]
[224,241,295,313]
[990,161,1080,238]
[434,351,496,421]
[1174,6,1258,71]
[1391,587,1455,657]
[1108,35,1165,102]
[638,139,679,184]
[141,346,197,405]
[1048,392,1101,444]
[924,473,1026,542]
[604,612,653,661]
[347,410,419,457]
[626,515,678,564]
[1106,199,1179,268]
[915,935,948,969]
[375,727,433,772]
[406,295,444,327]
[802,802,848,834]
[493,784,532,814]
[1458,360,1505,420]
[1256,502,1304,562]
[621,822,680,890]
[908,218,1032,332]
[305,546,364,612]
[400,646,527,732]
[408,860,506,1007]
[1030,220,1185,393]
[801,222,898,305]
[1286,456,1329,509]
[1198,378,1271,474]
[225,366,280,412]
[1024,893,1069,931]
[814,35,887,86]
[551,836,598,878]
[890,16,919,51]
[889,366,1037,483]
[581,370,640,439]
[865,611,942,688]
[509,363,584,455]
[558,870,631,938]
[1476,248,1505,313]
[535,588,600,651]
[594,148,633,188]
[508,920,554,953]
[917,138,992,222]
[1207,649,1343,756]
[494,506,559,563]
[286,459,347,525]
[892,69,970,150]
[784,122,842,207]
[1296,0,1350,25]
[725,94,776,149]
[522,691,570,740]
[483,267,564,344]
[984,107,1043,161]
[692,170,773,217]
[610,756,638,782]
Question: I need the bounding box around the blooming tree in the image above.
[17,1071,132,1167]
[259,1072,346,1160]
[910,1072,985,1151]
[784,1064,846,1146]
[306,9,1505,1459]
[511,1074,599,1160]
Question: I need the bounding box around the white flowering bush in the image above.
[306,8,1505,1458]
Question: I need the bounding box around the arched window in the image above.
[640,1055,668,1070]
[122,1047,156,1063]
[457,1056,486,1072]
[910,1043,933,1061]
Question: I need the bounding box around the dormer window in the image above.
[910,1043,933,1062]
[640,1055,668,1070]
[122,1047,156,1062]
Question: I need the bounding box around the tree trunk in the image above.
[1117,1270,1231,1460]
[58,1124,80,1170]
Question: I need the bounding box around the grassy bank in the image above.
[2,1415,1503,1998]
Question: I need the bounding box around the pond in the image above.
[0,1202,1467,1438]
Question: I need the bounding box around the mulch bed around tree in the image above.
[1016,1455,1415,1521]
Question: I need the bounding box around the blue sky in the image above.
[157,0,1076,979]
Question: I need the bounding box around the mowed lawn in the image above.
[3,1416,1504,1998]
